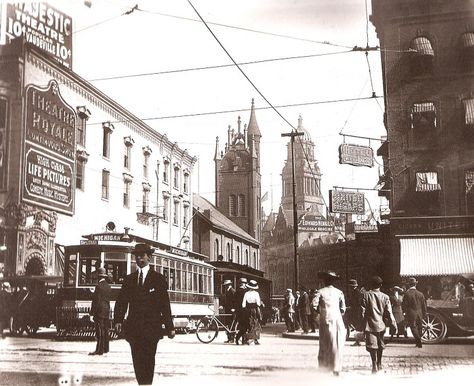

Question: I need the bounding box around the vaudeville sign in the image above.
[329,190,365,214]
[338,143,374,167]
[23,80,76,215]
[0,2,73,69]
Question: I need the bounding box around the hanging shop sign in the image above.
[329,190,365,214]
[0,2,73,69]
[338,143,374,167]
[22,80,76,215]
[345,222,378,234]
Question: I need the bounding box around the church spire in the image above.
[247,99,261,138]
[214,136,221,161]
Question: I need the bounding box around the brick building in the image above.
[371,0,474,294]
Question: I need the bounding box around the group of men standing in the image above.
[282,287,317,333]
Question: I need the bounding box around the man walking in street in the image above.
[222,279,236,343]
[283,288,295,332]
[299,286,311,334]
[346,279,364,346]
[234,278,248,344]
[114,243,175,385]
[402,277,427,348]
[89,267,112,355]
[361,275,396,374]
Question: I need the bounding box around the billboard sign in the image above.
[22,80,76,215]
[298,217,335,232]
[339,143,374,167]
[329,190,365,214]
[0,2,73,68]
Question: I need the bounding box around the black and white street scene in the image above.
[0,0,473,385]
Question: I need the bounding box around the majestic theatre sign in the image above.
[22,80,76,215]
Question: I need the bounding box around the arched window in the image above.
[226,243,232,261]
[252,252,256,268]
[238,194,245,217]
[229,195,237,216]
[245,250,249,265]
[236,246,240,264]
[410,36,434,76]
[214,239,219,260]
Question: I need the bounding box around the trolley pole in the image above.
[281,130,304,291]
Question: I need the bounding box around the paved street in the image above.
[0,324,473,386]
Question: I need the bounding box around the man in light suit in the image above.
[89,267,112,355]
[402,277,427,348]
[114,243,175,385]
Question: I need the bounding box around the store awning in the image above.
[400,237,474,276]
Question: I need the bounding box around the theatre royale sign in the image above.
[22,80,76,215]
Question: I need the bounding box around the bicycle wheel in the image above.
[196,317,219,343]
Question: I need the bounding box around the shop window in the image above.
[410,36,434,76]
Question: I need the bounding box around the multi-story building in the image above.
[0,5,196,277]
[371,0,474,294]
[214,100,262,241]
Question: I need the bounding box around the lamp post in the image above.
[281,130,304,291]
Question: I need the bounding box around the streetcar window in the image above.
[175,262,181,291]
[79,257,100,285]
[104,251,127,284]
[169,268,175,290]
[64,253,77,286]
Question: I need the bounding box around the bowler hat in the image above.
[247,280,259,290]
[96,267,108,277]
[222,279,232,286]
[392,285,403,292]
[407,277,418,286]
[348,279,358,287]
[370,275,383,286]
[317,271,340,279]
[132,243,155,255]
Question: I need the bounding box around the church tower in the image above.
[215,99,261,240]
[281,115,324,222]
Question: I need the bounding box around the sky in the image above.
[15,0,388,219]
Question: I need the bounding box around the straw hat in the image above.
[222,279,232,286]
[317,271,340,280]
[247,280,259,290]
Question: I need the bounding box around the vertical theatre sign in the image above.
[0,2,73,69]
[329,190,365,214]
[22,80,76,215]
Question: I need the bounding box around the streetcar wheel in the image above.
[196,317,219,343]
[422,311,447,344]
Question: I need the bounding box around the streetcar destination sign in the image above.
[338,143,374,167]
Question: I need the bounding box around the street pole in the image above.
[281,130,304,291]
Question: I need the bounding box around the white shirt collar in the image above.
[138,264,150,282]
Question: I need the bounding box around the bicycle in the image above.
[195,309,238,344]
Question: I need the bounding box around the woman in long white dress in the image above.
[311,271,346,376]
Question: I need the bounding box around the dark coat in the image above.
[114,268,174,342]
[346,287,364,331]
[222,287,237,313]
[300,291,311,315]
[402,288,427,324]
[90,280,112,319]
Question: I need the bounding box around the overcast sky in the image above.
[36,0,387,218]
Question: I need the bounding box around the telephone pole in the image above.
[281,130,304,291]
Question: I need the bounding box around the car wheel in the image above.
[422,311,447,344]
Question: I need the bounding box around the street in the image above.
[0,324,473,386]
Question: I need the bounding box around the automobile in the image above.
[422,274,474,344]
[0,275,62,336]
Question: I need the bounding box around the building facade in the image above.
[214,100,262,241]
[371,0,474,293]
[0,37,196,277]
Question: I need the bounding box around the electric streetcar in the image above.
[56,231,215,338]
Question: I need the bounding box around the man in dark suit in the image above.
[222,279,236,343]
[89,267,112,355]
[402,277,427,348]
[114,243,175,385]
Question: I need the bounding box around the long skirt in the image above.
[318,318,346,373]
[245,305,261,341]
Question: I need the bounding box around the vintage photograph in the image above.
[0,0,473,385]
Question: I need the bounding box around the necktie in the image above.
[139,269,143,287]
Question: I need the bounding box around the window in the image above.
[229,194,237,216]
[465,170,474,215]
[76,106,90,147]
[236,246,240,264]
[142,188,150,213]
[226,242,231,261]
[415,171,441,192]
[163,196,169,221]
[124,180,131,208]
[124,144,131,169]
[214,239,219,260]
[76,159,85,190]
[245,250,249,265]
[183,171,190,194]
[411,102,436,129]
[101,169,109,200]
[163,159,170,183]
[460,32,474,69]
[183,204,189,227]
[173,201,179,225]
[463,98,474,130]
[143,153,149,179]
[173,165,180,189]
[410,36,434,76]
[238,194,245,217]
[102,122,114,158]
[0,97,7,189]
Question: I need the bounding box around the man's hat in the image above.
[348,279,358,287]
[132,243,155,255]
[392,285,403,292]
[222,279,232,286]
[317,271,340,279]
[286,288,292,292]
[239,278,248,284]
[2,282,10,288]
[96,267,108,277]
[247,280,258,290]
[370,275,383,286]
[407,277,418,286]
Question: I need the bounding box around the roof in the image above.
[262,212,277,233]
[193,194,260,246]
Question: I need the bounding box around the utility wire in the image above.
[88,50,351,82]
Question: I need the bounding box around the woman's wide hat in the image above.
[247,279,259,289]
[317,271,340,280]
